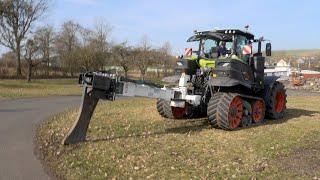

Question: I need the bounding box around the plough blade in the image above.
[63,86,99,145]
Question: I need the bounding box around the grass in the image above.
[0,79,81,99]
[36,96,320,179]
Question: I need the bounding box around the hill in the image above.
[272,49,320,57]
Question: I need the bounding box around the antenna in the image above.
[245,25,249,31]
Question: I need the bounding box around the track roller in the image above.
[251,99,265,123]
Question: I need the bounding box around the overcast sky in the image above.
[1,0,320,55]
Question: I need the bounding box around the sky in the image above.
[1,0,320,55]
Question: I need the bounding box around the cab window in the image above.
[200,39,218,58]
[235,35,248,55]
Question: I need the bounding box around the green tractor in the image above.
[156,29,286,130]
[63,28,287,145]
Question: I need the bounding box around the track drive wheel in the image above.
[265,81,287,119]
[207,93,243,130]
[251,99,265,123]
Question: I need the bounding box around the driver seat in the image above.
[210,47,218,59]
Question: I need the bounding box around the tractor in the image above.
[63,28,287,145]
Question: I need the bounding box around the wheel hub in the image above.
[252,100,265,123]
[275,91,285,113]
[228,96,243,129]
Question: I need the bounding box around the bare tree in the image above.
[136,36,152,81]
[112,42,132,78]
[0,0,49,77]
[55,20,80,76]
[34,25,54,75]
[24,39,42,82]
[160,41,174,76]
[146,48,160,78]
[92,19,111,54]
[0,51,16,69]
[76,25,109,72]
[88,20,112,70]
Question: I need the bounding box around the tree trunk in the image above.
[141,70,145,82]
[164,66,168,76]
[16,46,22,77]
[46,54,50,76]
[157,68,160,78]
[27,62,32,82]
[124,70,128,79]
[70,67,74,77]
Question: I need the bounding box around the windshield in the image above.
[187,38,232,59]
[185,33,252,60]
[201,39,217,55]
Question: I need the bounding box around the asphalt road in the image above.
[0,96,81,180]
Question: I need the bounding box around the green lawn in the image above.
[0,79,81,99]
[36,96,320,179]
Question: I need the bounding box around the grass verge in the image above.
[0,79,81,99]
[36,96,320,179]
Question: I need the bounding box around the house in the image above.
[264,59,291,78]
[301,70,320,79]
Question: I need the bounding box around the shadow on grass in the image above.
[238,107,319,130]
[264,107,318,125]
[87,108,319,143]
[87,119,209,143]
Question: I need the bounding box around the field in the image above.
[0,79,81,99]
[273,49,320,57]
[36,95,320,179]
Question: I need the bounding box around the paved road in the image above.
[0,96,81,180]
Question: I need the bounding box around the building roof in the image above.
[276,59,289,67]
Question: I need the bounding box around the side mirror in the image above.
[266,43,272,56]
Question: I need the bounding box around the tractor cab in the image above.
[178,29,272,90]
[185,29,257,64]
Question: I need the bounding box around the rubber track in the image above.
[215,93,239,130]
[207,93,224,127]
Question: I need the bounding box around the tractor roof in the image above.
[187,29,254,42]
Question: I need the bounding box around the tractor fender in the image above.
[264,76,280,87]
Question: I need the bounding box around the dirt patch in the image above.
[275,139,320,177]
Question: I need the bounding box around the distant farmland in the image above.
[272,49,320,57]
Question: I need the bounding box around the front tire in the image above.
[265,81,287,119]
[156,99,173,119]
